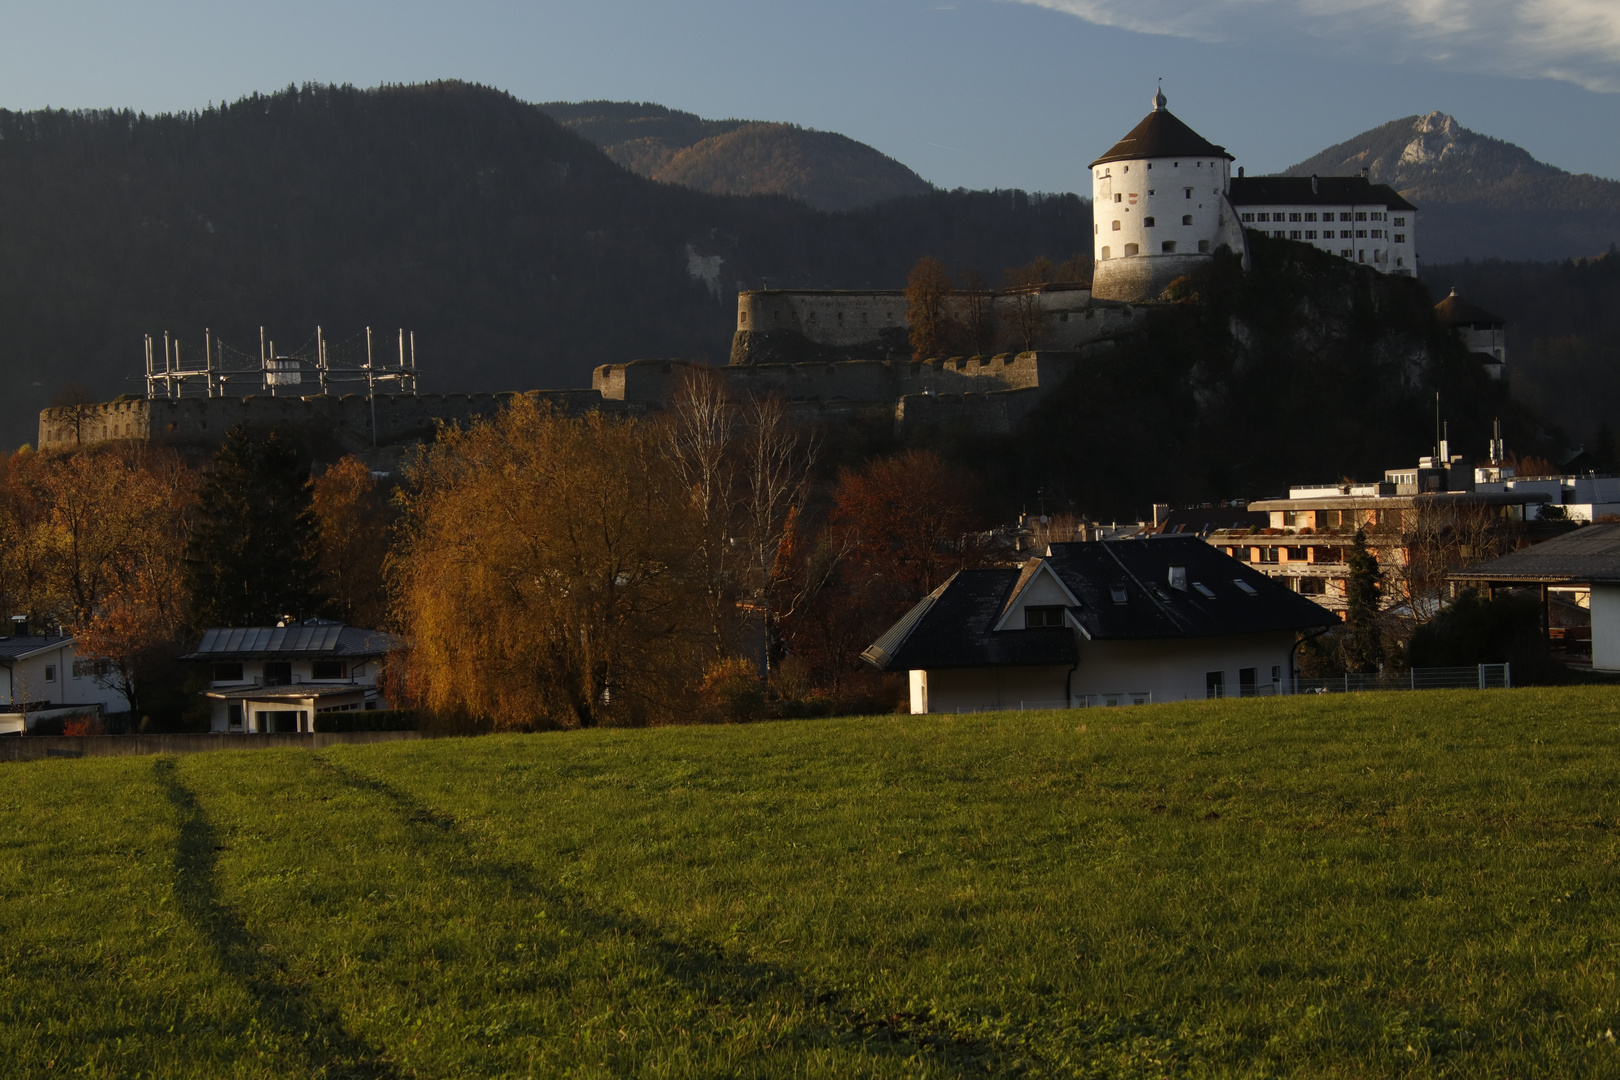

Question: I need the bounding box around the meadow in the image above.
[3,687,1619,1078]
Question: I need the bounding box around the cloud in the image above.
[1003,0,1620,92]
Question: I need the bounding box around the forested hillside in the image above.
[0,81,1088,449]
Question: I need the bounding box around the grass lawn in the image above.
[3,687,1620,1077]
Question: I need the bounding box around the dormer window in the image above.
[1167,565,1188,591]
[1024,607,1065,628]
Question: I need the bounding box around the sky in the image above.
[1,0,1616,194]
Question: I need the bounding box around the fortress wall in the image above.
[893,387,1047,438]
[738,291,907,348]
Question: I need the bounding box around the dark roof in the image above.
[183,624,399,661]
[863,537,1333,672]
[0,635,71,662]
[206,685,372,700]
[1228,175,1418,212]
[1155,508,1269,535]
[862,569,1078,672]
[1089,108,1231,168]
[1434,290,1505,326]
[1455,523,1620,584]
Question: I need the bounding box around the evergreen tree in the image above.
[1342,528,1384,673]
[186,426,324,629]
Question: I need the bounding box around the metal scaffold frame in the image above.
[143,326,419,401]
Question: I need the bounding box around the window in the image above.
[1358,250,1365,262]
[212,661,244,682]
[1299,577,1327,595]
[312,660,346,680]
[1370,229,1382,239]
[1206,670,1225,699]
[1232,578,1258,595]
[1286,546,1308,561]
[1110,584,1129,605]
[1394,233,1406,243]
[1271,665,1282,684]
[1290,230,1302,240]
[228,704,243,732]
[1184,188,1193,199]
[1354,229,1367,238]
[1256,212,1270,222]
[1396,257,1404,267]
[1101,246,1111,259]
[1289,212,1302,222]
[44,665,56,683]
[1259,547,1279,564]
[1162,240,1177,253]
[1198,240,1210,252]
[739,311,747,325]
[1239,668,1257,696]
[1341,249,1353,258]
[1341,212,1353,221]
[1304,212,1317,222]
[1241,212,1254,222]
[263,661,292,685]
[1322,230,1334,239]
[1112,220,1121,231]
[73,657,112,679]
[1193,582,1216,599]
[1182,215,1193,226]
[1143,216,1155,227]
[1305,230,1317,240]
[1393,216,1406,226]
[1024,606,1065,628]
[1115,193,1123,203]
[1355,211,1367,221]
[1124,243,1139,256]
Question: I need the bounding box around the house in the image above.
[1228,173,1418,276]
[862,536,1335,713]
[182,622,399,733]
[1434,288,1507,379]
[1455,522,1620,671]
[0,629,127,734]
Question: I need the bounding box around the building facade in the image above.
[1228,174,1418,276]
[1434,289,1507,379]
[1090,89,1249,303]
[184,623,398,734]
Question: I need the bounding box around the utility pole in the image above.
[366,326,377,447]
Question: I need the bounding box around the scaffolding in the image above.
[143,326,419,401]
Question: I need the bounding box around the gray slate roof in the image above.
[0,635,71,663]
[1228,175,1418,212]
[183,624,399,660]
[1456,522,1620,584]
[863,536,1334,672]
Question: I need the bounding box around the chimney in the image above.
[1360,167,1369,179]
[9,615,27,638]
[1237,166,1245,178]
[1152,503,1170,529]
[1310,174,1318,195]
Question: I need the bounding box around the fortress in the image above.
[38,89,1433,454]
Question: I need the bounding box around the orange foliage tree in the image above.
[311,456,393,628]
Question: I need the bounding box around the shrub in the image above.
[313,709,418,733]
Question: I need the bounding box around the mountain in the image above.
[537,101,933,212]
[0,82,1089,449]
[1281,112,1620,262]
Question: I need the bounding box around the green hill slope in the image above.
[1282,112,1620,261]
[538,100,934,211]
[0,82,1086,449]
[5,687,1619,1076]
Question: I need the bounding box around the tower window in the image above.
[1124,243,1139,256]
[1112,220,1121,231]
[1143,217,1155,227]
[1182,215,1193,225]
[1184,188,1193,199]
[1198,240,1210,252]
[1162,241,1177,253]
[1115,193,1122,203]
[1101,246,1111,259]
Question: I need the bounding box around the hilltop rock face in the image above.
[538,101,933,212]
[1282,112,1620,262]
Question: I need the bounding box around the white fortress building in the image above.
[1091,89,1419,301]
[1090,88,1249,303]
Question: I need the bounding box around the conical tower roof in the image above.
[1090,92,1231,169]
[1434,288,1505,326]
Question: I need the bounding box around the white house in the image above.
[0,632,128,734]
[183,622,399,733]
[1434,289,1506,379]
[1227,173,1418,277]
[863,536,1336,713]
[1090,88,1250,303]
[1459,522,1620,672]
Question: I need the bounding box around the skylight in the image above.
[1232,578,1258,596]
[1110,585,1129,605]
[1193,582,1217,599]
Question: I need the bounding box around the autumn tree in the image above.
[393,397,707,729]
[737,393,818,675]
[311,456,393,628]
[185,426,324,629]
[906,256,955,360]
[664,365,740,657]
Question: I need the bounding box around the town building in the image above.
[1089,88,1249,303]
[862,535,1334,712]
[0,627,127,734]
[1433,289,1507,379]
[1227,174,1417,277]
[183,622,399,733]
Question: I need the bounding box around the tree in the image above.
[185,426,324,629]
[664,365,740,658]
[905,256,954,360]
[48,384,100,448]
[1003,256,1055,351]
[1341,528,1384,673]
[393,398,706,729]
[957,270,998,354]
[737,393,818,676]
[311,456,392,628]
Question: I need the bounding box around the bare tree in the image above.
[1002,257,1055,351]
[48,384,99,448]
[738,393,818,677]
[665,365,740,657]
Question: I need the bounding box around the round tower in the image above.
[1090,89,1244,302]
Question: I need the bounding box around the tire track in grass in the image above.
[153,757,401,1079]
[313,754,1026,1076]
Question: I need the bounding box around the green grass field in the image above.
[4,687,1620,1078]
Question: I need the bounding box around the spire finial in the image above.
[1153,79,1167,111]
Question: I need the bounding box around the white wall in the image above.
[1591,586,1620,672]
[1093,155,1230,266]
[2,642,125,713]
[1237,205,1416,275]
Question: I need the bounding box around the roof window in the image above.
[1167,565,1188,591]
[1232,579,1258,596]
[1110,584,1129,605]
[1193,582,1216,599]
